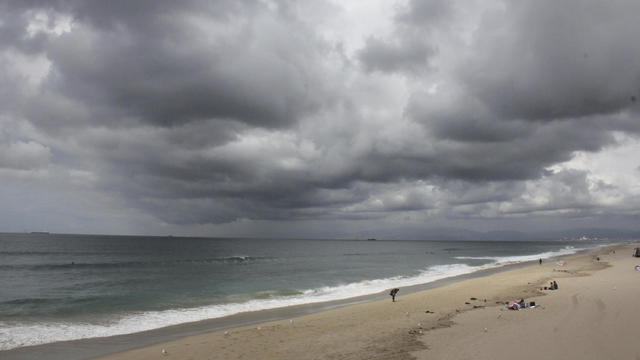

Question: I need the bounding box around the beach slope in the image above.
[415,244,640,360]
[95,243,638,360]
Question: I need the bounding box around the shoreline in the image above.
[414,242,640,359]
[1,242,625,360]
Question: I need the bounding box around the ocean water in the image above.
[0,233,612,350]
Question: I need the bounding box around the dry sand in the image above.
[96,243,639,360]
[414,243,640,360]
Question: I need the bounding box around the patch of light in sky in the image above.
[325,0,401,55]
[3,51,51,89]
[551,132,640,194]
[26,10,73,37]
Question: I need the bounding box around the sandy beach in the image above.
[89,242,639,360]
[416,243,640,360]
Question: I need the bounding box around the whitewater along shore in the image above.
[88,243,635,360]
[3,243,634,360]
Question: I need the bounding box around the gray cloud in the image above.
[14,0,332,133]
[357,0,452,75]
[461,0,640,121]
[1,0,640,236]
[394,0,453,27]
[358,36,435,75]
[0,140,51,170]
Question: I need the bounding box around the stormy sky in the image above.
[1,0,640,238]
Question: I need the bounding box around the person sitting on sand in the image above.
[518,299,526,308]
[390,288,399,302]
[553,281,558,290]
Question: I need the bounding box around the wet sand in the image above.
[91,243,635,360]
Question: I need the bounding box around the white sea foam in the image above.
[0,264,477,350]
[454,245,598,264]
[0,244,604,350]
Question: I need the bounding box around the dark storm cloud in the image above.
[405,93,617,182]
[461,0,640,121]
[359,0,625,186]
[503,169,600,216]
[1,0,351,225]
[11,0,329,132]
[358,36,435,75]
[2,0,640,232]
[396,0,640,183]
[394,0,452,27]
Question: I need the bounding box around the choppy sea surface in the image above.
[0,233,614,350]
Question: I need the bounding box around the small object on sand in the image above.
[161,348,167,355]
[405,312,409,316]
[418,322,422,328]
[465,302,470,304]
[483,327,488,332]
[470,297,477,300]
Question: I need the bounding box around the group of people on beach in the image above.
[508,280,559,310]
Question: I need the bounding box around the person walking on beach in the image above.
[539,258,542,265]
[390,288,399,302]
